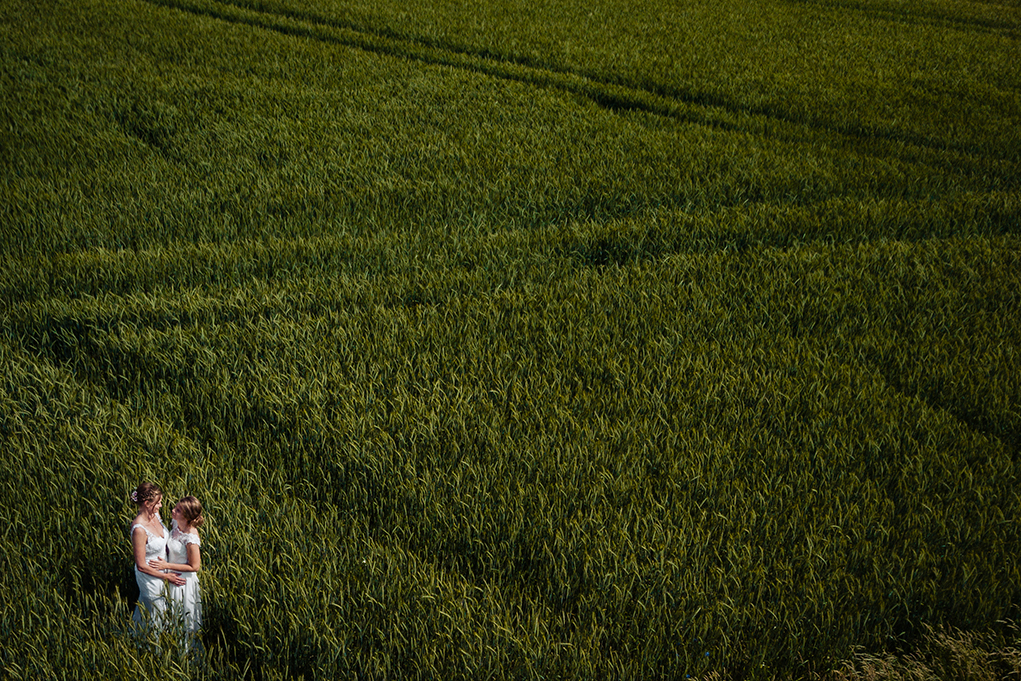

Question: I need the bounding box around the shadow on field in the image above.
[784,0,1019,38]
[138,0,1014,164]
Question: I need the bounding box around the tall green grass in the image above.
[1,0,1018,677]
[3,0,1018,259]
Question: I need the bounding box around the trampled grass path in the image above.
[785,0,1020,38]
[142,0,1019,174]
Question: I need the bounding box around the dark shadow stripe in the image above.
[139,0,1017,174]
[783,0,1019,38]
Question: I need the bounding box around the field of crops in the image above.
[2,0,1019,677]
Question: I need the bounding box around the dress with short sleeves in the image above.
[166,521,202,634]
[130,521,170,630]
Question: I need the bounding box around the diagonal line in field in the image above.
[783,0,1020,38]
[836,339,1021,459]
[141,0,1014,173]
[141,0,747,132]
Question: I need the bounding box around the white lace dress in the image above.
[131,521,170,630]
[166,521,202,634]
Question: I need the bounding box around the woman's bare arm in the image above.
[133,526,185,585]
[149,540,201,573]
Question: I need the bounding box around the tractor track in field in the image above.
[783,0,1019,39]
[141,0,1016,180]
[142,0,749,133]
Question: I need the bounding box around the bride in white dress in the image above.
[129,482,185,631]
[150,495,204,638]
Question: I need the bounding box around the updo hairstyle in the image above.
[175,495,205,528]
[130,482,162,508]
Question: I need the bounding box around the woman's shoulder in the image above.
[130,518,166,538]
[174,526,201,545]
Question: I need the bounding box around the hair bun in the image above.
[176,495,205,528]
[131,482,162,506]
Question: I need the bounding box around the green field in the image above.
[2,0,1020,678]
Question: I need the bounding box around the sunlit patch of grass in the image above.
[830,621,1021,681]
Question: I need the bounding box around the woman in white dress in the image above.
[150,495,204,638]
[129,482,185,632]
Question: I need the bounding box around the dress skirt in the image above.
[169,572,202,633]
[132,566,169,630]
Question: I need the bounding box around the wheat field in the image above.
[1,0,1019,678]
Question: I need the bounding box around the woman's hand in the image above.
[149,557,185,584]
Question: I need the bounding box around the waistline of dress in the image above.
[134,565,198,581]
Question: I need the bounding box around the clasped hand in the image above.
[149,557,186,586]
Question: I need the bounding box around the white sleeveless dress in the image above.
[166,521,202,633]
[131,521,170,630]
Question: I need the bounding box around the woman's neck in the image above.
[136,512,163,534]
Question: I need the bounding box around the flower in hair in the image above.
[130,490,138,502]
